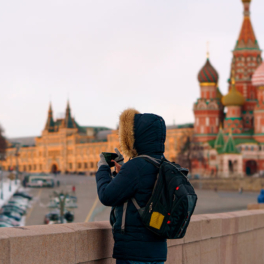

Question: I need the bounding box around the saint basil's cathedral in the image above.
[193,0,264,177]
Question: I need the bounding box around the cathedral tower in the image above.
[193,56,224,142]
[252,61,264,140]
[222,72,245,134]
[230,0,262,130]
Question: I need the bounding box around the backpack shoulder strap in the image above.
[135,155,161,168]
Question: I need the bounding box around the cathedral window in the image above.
[28,165,32,171]
[251,146,254,151]
[84,162,88,169]
[78,163,82,169]
[69,163,72,169]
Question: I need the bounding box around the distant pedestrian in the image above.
[72,185,75,193]
[57,180,60,187]
[258,189,264,203]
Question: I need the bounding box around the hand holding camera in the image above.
[98,148,124,174]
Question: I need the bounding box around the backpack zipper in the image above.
[149,202,153,213]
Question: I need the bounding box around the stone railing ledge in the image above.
[1,212,264,263]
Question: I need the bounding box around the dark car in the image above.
[0,223,13,228]
[13,192,32,200]
[0,215,19,226]
[44,210,60,224]
[1,205,26,216]
[1,211,21,222]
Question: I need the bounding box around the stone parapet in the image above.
[247,203,264,210]
[191,177,264,192]
[0,210,264,264]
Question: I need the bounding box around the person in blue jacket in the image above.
[258,189,264,203]
[96,108,167,264]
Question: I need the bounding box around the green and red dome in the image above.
[198,58,219,84]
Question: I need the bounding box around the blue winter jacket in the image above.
[96,111,167,262]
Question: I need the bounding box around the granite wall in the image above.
[0,210,264,264]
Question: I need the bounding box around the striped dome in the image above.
[198,58,219,84]
[252,62,264,87]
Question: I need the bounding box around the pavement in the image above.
[24,174,260,226]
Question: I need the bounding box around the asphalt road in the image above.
[24,174,259,226]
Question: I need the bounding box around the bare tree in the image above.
[177,132,206,174]
[0,125,7,162]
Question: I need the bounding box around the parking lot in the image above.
[23,174,260,226]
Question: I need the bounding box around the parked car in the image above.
[11,196,29,204]
[44,210,60,224]
[1,211,21,222]
[25,175,54,188]
[44,209,74,224]
[0,222,13,228]
[0,215,19,226]
[1,205,26,216]
[8,201,27,211]
[13,192,32,200]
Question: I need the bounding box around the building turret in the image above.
[198,57,219,100]
[252,61,264,137]
[44,103,55,132]
[193,54,224,141]
[222,72,245,134]
[65,101,75,128]
[230,0,262,130]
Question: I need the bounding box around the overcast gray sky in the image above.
[1,0,264,137]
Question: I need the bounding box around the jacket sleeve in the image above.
[96,161,139,207]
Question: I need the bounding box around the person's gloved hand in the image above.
[112,148,124,175]
[114,148,124,165]
[98,153,109,168]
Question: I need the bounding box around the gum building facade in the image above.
[2,102,192,175]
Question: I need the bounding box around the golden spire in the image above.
[231,69,236,86]
[206,41,210,59]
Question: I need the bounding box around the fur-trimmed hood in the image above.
[119,108,166,158]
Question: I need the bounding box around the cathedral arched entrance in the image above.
[246,160,257,176]
[51,164,58,173]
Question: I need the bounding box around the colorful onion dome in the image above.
[252,62,264,87]
[222,85,245,107]
[198,58,219,84]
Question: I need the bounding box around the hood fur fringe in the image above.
[119,108,140,158]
